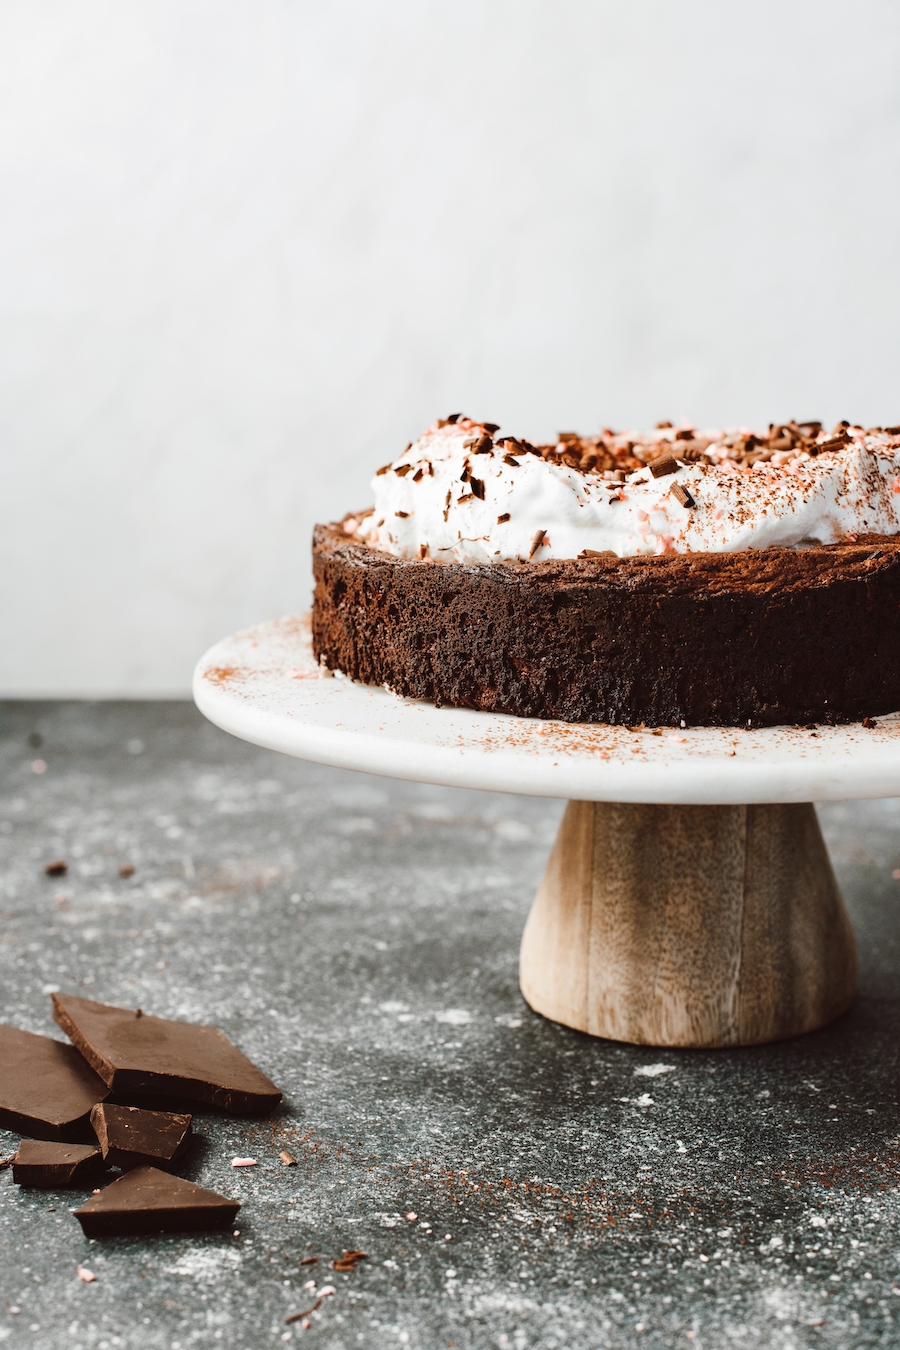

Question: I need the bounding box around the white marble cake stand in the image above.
[193,614,900,1051]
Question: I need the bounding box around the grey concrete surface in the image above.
[0,701,899,1350]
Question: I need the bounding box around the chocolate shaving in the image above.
[471,435,493,454]
[497,513,510,523]
[375,463,392,476]
[298,1256,318,1266]
[393,464,413,477]
[817,436,850,452]
[286,1300,322,1324]
[333,1250,367,1271]
[579,549,608,558]
[469,477,485,499]
[529,529,547,558]
[44,861,67,876]
[483,422,500,434]
[457,493,474,504]
[862,717,878,728]
[649,454,679,478]
[446,413,462,423]
[395,511,410,518]
[280,1151,297,1166]
[671,484,695,508]
[503,456,520,467]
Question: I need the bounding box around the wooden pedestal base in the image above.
[520,801,857,1048]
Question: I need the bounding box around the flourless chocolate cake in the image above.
[312,417,900,727]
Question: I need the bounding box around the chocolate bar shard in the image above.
[51,993,281,1115]
[89,1103,193,1171]
[12,1141,103,1188]
[73,1166,240,1237]
[0,1024,110,1141]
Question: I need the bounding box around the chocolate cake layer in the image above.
[312,522,900,727]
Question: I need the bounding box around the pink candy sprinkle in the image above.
[231,1157,257,1168]
[77,1266,96,1283]
[668,734,687,744]
[31,759,47,774]
[406,1212,417,1221]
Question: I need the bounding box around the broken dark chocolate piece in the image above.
[74,1166,239,1236]
[12,1141,104,1188]
[0,1024,109,1141]
[44,860,67,876]
[90,1103,193,1171]
[52,993,281,1115]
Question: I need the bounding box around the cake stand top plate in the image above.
[193,615,900,805]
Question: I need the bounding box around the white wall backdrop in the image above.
[2,0,900,694]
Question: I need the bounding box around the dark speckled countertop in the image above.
[0,701,898,1350]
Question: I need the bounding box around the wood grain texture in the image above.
[519,800,857,1047]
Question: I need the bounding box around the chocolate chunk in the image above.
[74,1166,239,1237]
[497,513,510,523]
[12,1141,104,1188]
[470,477,485,499]
[0,1025,109,1141]
[445,412,462,423]
[502,455,520,467]
[649,454,679,478]
[482,422,500,434]
[44,860,67,876]
[671,483,696,509]
[51,993,281,1115]
[90,1103,193,1171]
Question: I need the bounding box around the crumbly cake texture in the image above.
[312,522,900,727]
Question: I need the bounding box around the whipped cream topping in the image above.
[350,417,900,562]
